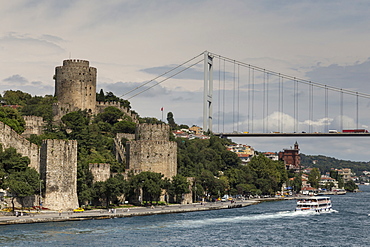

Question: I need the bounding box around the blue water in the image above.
[1,186,370,246]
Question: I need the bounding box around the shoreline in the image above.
[0,198,288,225]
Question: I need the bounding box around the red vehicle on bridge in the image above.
[342,129,369,133]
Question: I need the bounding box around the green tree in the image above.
[112,120,136,134]
[96,89,105,102]
[98,91,131,109]
[21,95,57,123]
[344,180,358,192]
[129,172,164,205]
[248,154,288,195]
[287,172,302,193]
[0,107,26,134]
[2,90,31,106]
[166,112,177,130]
[0,146,30,174]
[308,168,321,189]
[330,170,344,188]
[95,106,123,125]
[169,175,190,203]
[0,145,41,212]
[61,110,90,134]
[92,174,126,208]
[4,169,41,211]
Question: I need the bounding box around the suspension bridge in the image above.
[121,51,370,137]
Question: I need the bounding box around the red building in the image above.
[278,141,301,171]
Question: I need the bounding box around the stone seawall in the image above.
[0,200,263,225]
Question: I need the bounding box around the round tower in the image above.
[53,59,97,119]
[135,123,170,141]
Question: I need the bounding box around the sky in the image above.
[2,0,370,162]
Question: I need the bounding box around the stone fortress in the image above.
[1,59,177,210]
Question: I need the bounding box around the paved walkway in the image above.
[0,200,266,225]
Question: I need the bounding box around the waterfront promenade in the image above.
[0,199,285,225]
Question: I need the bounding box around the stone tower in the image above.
[40,139,79,210]
[125,123,177,178]
[53,59,97,121]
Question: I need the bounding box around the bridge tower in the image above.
[203,51,213,132]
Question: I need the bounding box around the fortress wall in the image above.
[114,133,135,166]
[22,116,45,138]
[40,139,78,210]
[116,133,135,141]
[0,121,40,171]
[89,163,111,183]
[126,140,177,178]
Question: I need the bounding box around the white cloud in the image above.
[2,0,370,161]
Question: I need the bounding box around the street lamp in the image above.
[39,180,43,211]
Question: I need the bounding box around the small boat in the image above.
[296,196,332,212]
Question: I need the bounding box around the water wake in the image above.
[173,209,338,228]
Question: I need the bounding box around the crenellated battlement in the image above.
[96,101,120,107]
[62,59,90,67]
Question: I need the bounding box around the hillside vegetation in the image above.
[301,154,370,175]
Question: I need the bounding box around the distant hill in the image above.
[300,153,370,175]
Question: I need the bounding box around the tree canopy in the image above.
[0,107,25,134]
[0,145,41,211]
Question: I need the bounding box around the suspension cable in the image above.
[281,77,284,132]
[293,78,296,133]
[121,52,203,98]
[278,75,281,132]
[208,52,370,99]
[266,72,269,133]
[233,61,236,131]
[237,64,240,132]
[356,92,359,129]
[223,59,226,133]
[126,58,203,100]
[263,70,266,132]
[340,89,343,131]
[248,65,251,132]
[325,85,328,133]
[252,69,255,133]
[218,57,221,133]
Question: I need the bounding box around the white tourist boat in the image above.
[295,196,332,212]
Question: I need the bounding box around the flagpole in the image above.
[161,107,164,122]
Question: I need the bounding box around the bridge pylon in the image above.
[203,51,213,132]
